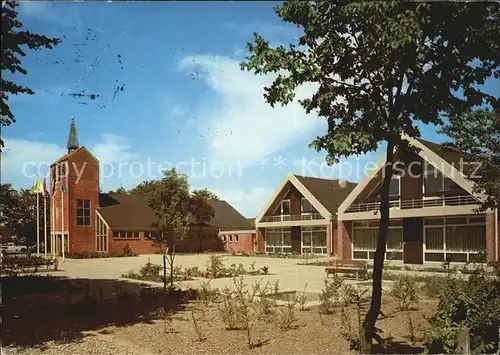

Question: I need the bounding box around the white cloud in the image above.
[2,138,66,186]
[2,134,140,190]
[212,186,275,218]
[178,55,325,168]
[90,134,139,164]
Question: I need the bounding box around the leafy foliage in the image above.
[1,0,61,135]
[425,270,500,354]
[0,184,50,245]
[441,109,500,211]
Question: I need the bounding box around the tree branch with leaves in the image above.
[1,0,61,143]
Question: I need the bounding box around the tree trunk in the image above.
[169,246,176,289]
[360,139,395,354]
[199,226,203,253]
[163,253,167,293]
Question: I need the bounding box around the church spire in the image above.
[67,116,79,153]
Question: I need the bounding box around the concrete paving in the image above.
[49,254,349,293]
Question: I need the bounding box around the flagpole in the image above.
[52,184,55,259]
[61,182,65,262]
[36,191,40,255]
[44,193,47,258]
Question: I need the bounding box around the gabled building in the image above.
[50,118,255,256]
[337,136,499,264]
[254,174,357,255]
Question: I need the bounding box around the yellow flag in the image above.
[31,179,42,194]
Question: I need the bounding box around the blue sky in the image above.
[3,1,499,217]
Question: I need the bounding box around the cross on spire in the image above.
[67,116,79,153]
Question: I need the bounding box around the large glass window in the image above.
[424,216,486,262]
[424,164,460,195]
[96,214,107,252]
[301,226,327,254]
[77,199,91,226]
[301,198,316,213]
[352,220,403,260]
[265,228,291,254]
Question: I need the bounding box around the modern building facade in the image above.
[336,136,499,264]
[254,174,357,256]
[50,118,255,256]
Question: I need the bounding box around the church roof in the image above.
[98,193,254,232]
[67,117,80,152]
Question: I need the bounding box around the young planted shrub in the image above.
[296,283,308,311]
[157,307,174,334]
[319,275,344,314]
[254,280,279,321]
[340,285,372,352]
[425,270,500,354]
[190,301,207,342]
[276,296,299,330]
[218,277,263,348]
[139,260,161,278]
[206,255,225,278]
[390,274,419,342]
[199,280,218,307]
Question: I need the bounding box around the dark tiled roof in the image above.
[293,175,357,218]
[207,200,255,231]
[416,139,475,174]
[247,218,255,226]
[98,193,158,231]
[98,193,253,232]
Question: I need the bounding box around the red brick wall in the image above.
[400,156,423,200]
[327,222,333,256]
[109,231,159,254]
[222,233,254,253]
[256,228,265,253]
[336,220,352,260]
[486,212,497,263]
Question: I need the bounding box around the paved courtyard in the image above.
[51,254,339,293]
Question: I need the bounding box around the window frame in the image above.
[76,199,91,226]
[423,215,486,263]
[352,220,403,261]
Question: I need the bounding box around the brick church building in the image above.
[50,118,255,256]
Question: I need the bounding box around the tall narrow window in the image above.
[77,199,91,226]
[389,176,400,197]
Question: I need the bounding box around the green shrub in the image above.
[391,275,419,342]
[319,275,344,314]
[122,244,137,257]
[425,270,500,354]
[207,255,225,278]
[276,298,298,330]
[139,260,161,278]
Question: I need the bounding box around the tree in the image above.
[191,189,216,252]
[441,109,500,211]
[146,169,192,291]
[109,186,128,194]
[129,180,158,198]
[241,1,499,352]
[0,184,50,246]
[1,0,61,141]
[192,188,219,201]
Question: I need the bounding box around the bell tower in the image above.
[51,117,100,255]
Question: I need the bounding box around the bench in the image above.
[325,260,368,280]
